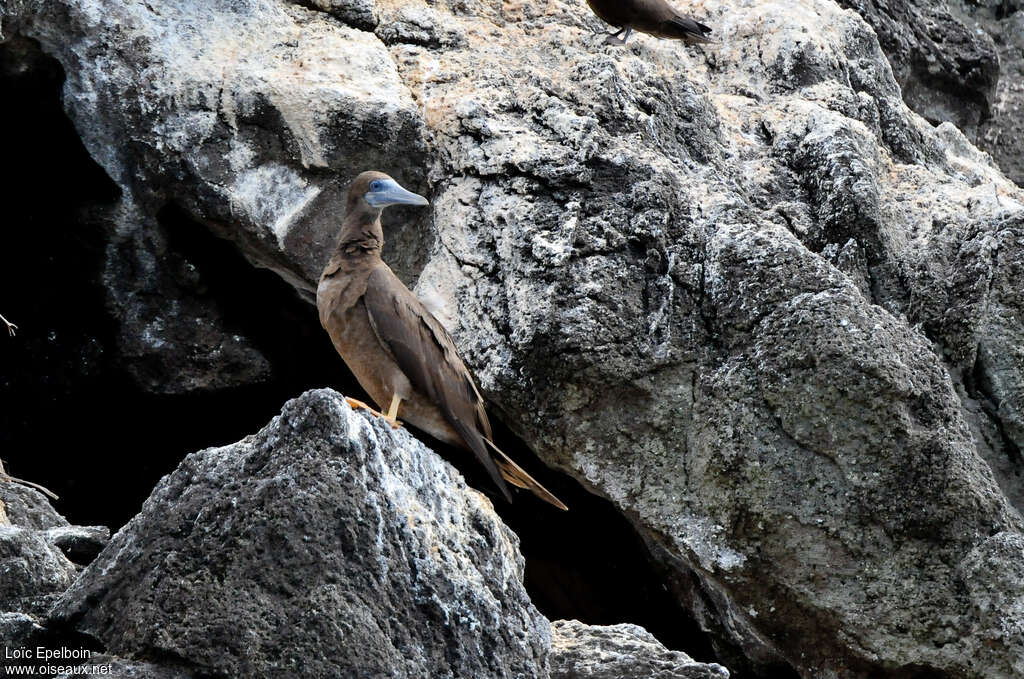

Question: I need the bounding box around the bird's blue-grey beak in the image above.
[365,179,429,208]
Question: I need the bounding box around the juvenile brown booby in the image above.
[587,0,712,45]
[317,171,567,510]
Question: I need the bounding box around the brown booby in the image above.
[1,313,15,337]
[586,0,712,45]
[317,171,568,510]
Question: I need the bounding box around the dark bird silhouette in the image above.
[317,171,568,510]
[586,0,712,45]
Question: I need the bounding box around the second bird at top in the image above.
[587,0,712,45]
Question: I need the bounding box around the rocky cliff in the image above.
[1,0,1023,677]
[3,390,727,678]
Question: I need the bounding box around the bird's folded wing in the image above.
[664,15,713,43]
[363,266,511,501]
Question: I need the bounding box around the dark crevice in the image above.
[965,352,1023,467]
[0,35,741,676]
[479,418,722,667]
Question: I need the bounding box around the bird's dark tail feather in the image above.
[665,16,713,44]
[454,422,514,503]
[485,438,569,511]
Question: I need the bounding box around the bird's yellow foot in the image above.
[344,397,402,430]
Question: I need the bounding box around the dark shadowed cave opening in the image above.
[0,37,801,679]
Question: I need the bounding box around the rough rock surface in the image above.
[0,524,74,617]
[0,483,109,646]
[835,0,999,136]
[4,0,1024,677]
[550,619,729,679]
[970,1,1024,186]
[56,656,196,679]
[835,1,1024,187]
[51,389,551,678]
[1,482,71,531]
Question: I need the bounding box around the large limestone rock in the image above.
[1,0,428,290]
[51,389,551,678]
[4,0,1024,676]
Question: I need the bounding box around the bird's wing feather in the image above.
[664,15,713,43]
[363,266,511,501]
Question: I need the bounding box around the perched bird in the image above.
[586,0,712,46]
[317,171,567,510]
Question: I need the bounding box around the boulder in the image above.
[0,525,74,618]
[0,483,109,648]
[51,389,551,678]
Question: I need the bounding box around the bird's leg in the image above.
[603,26,631,45]
[344,396,402,430]
[1,313,16,337]
[385,393,402,429]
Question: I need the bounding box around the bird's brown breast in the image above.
[318,287,465,449]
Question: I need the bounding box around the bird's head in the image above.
[349,171,429,211]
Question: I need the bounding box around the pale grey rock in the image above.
[398,3,1024,677]
[973,217,1024,461]
[836,0,1024,186]
[2,0,429,292]
[45,525,110,566]
[376,6,466,49]
[4,0,1024,677]
[550,620,729,679]
[956,532,1024,679]
[952,0,1024,187]
[0,612,43,645]
[51,389,551,678]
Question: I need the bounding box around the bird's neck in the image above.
[336,206,383,255]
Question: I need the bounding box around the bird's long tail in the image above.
[485,438,568,511]
[664,16,713,44]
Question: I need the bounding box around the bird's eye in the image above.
[369,180,383,192]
